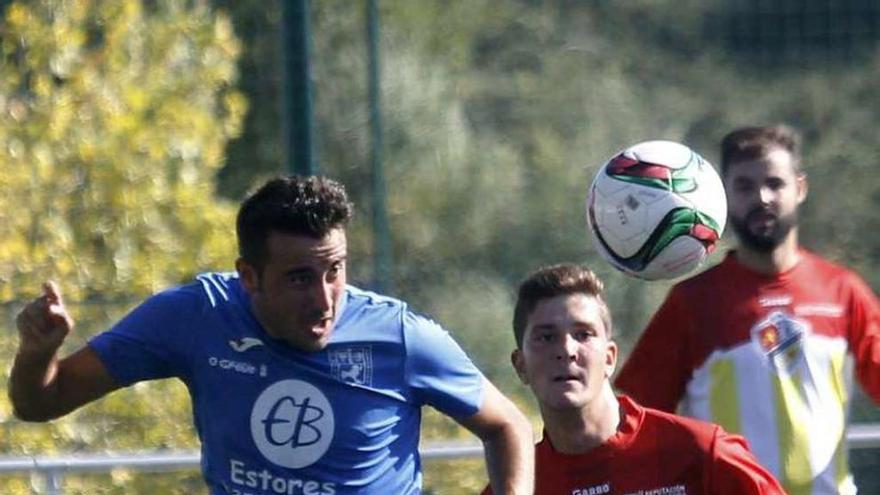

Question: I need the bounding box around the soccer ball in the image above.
[586,140,727,280]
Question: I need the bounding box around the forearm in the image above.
[853,328,880,402]
[9,349,64,421]
[9,346,119,422]
[481,412,534,495]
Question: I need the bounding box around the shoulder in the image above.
[343,285,407,311]
[334,286,426,344]
[342,285,446,328]
[193,272,243,304]
[128,272,246,320]
[338,285,409,326]
[637,402,720,451]
[672,254,732,295]
[798,250,862,281]
[160,272,245,311]
[797,250,878,302]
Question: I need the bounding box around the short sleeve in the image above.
[402,311,485,418]
[88,288,198,386]
[708,427,786,494]
[845,271,880,401]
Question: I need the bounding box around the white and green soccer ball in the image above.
[586,140,727,281]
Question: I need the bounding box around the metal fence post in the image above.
[33,468,64,495]
[46,469,63,495]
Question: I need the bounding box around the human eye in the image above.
[327,261,345,278]
[766,178,785,190]
[288,271,315,287]
[573,329,595,342]
[732,179,752,194]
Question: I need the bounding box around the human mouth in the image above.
[307,314,334,336]
[746,209,777,230]
[552,373,581,384]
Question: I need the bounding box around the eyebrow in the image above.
[284,267,314,277]
[530,321,597,332]
[530,323,559,332]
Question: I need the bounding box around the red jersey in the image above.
[482,396,784,495]
[615,250,880,494]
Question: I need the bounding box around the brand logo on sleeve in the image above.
[250,379,335,469]
[229,337,265,352]
[328,347,372,386]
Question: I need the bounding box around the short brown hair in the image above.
[720,125,802,176]
[512,264,612,348]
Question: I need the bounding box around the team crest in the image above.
[750,310,809,374]
[329,347,373,386]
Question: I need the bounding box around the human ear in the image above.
[604,340,618,378]
[236,258,259,294]
[511,349,529,385]
[796,173,808,205]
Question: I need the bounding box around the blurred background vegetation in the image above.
[1,0,880,493]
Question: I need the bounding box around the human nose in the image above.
[758,185,774,205]
[313,279,334,313]
[556,334,578,361]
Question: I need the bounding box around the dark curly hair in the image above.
[236,175,354,269]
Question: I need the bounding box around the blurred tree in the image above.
[0,0,244,493]
[0,0,245,301]
[212,0,284,200]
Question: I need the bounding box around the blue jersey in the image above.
[89,273,485,494]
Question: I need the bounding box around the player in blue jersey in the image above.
[9,175,534,494]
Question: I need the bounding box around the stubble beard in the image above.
[729,207,799,253]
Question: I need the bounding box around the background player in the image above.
[616,125,880,494]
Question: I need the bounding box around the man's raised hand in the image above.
[15,281,74,357]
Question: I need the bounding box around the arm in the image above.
[707,428,787,495]
[614,288,691,411]
[846,274,880,402]
[9,282,120,421]
[456,378,534,495]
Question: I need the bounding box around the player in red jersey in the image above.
[483,263,785,495]
[615,125,880,494]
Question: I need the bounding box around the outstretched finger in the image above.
[41,281,72,328]
[43,281,64,306]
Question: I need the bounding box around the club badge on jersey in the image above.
[751,310,809,374]
[329,347,373,386]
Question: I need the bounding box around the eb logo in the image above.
[250,380,335,469]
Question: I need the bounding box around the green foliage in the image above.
[0,0,243,493]
[0,0,244,301]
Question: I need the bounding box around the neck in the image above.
[735,231,801,275]
[541,384,620,454]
